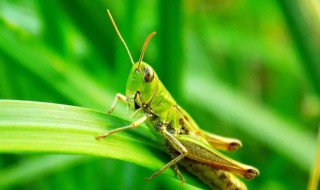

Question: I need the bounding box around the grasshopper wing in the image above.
[177,134,259,180]
[174,106,242,151]
[201,130,242,151]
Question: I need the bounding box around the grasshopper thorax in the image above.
[126,62,159,111]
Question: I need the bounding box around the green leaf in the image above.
[0,100,202,189]
[0,100,158,165]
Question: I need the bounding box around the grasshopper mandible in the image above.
[96,10,259,190]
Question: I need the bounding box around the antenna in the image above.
[138,32,156,70]
[107,9,134,65]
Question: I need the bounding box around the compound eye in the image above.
[144,67,154,82]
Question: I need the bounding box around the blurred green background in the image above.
[0,0,320,189]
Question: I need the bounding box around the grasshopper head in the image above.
[126,61,159,110]
[106,10,157,111]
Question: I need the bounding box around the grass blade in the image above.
[0,100,202,189]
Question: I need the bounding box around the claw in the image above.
[95,133,109,141]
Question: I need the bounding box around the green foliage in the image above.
[0,0,319,189]
[0,100,202,189]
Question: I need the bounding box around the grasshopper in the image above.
[96,10,259,190]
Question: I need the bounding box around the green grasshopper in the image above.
[96,10,259,190]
